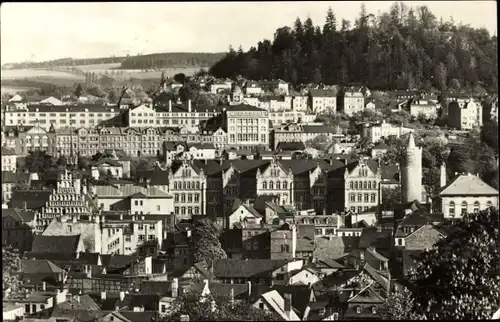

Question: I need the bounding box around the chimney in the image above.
[172,278,179,298]
[119,291,125,301]
[72,216,77,223]
[168,100,172,113]
[188,99,192,113]
[440,163,447,187]
[230,288,235,305]
[120,213,123,220]
[101,291,107,301]
[23,201,27,211]
[42,281,46,291]
[291,224,297,259]
[284,293,292,317]
[247,281,252,298]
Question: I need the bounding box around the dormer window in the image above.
[372,306,377,314]
[356,306,362,314]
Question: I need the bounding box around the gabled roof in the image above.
[439,173,499,196]
[104,311,157,322]
[347,283,385,303]
[21,259,64,274]
[359,227,392,250]
[271,285,315,317]
[213,259,289,278]
[276,141,306,151]
[2,208,36,222]
[1,171,29,184]
[260,290,301,321]
[9,189,53,210]
[31,235,82,254]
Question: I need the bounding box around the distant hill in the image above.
[3,52,226,70]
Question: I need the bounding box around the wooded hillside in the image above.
[210,2,498,92]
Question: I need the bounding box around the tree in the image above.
[24,150,53,174]
[74,84,84,98]
[480,120,498,153]
[306,134,331,151]
[410,208,500,319]
[179,83,201,103]
[174,73,187,84]
[382,285,421,320]
[160,70,166,84]
[381,187,402,210]
[3,246,24,300]
[163,288,280,321]
[188,219,227,268]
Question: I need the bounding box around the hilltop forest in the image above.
[4,53,225,70]
[210,2,498,92]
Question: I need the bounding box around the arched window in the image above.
[350,182,354,190]
[487,201,493,208]
[449,202,455,217]
[354,182,359,190]
[276,181,281,190]
[269,181,274,190]
[367,181,371,190]
[461,201,467,215]
[283,182,288,189]
[363,182,368,189]
[262,181,267,189]
[187,182,191,190]
[473,201,480,213]
[174,182,178,190]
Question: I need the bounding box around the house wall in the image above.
[228,205,262,228]
[2,216,35,254]
[441,195,499,218]
[2,306,25,321]
[130,196,174,215]
[42,220,101,253]
[2,155,17,172]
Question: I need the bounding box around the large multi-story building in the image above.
[447,98,483,130]
[224,105,269,149]
[339,87,365,116]
[3,104,123,130]
[2,147,17,172]
[127,101,224,131]
[362,121,415,144]
[3,125,57,157]
[344,158,382,214]
[309,90,337,114]
[272,123,337,149]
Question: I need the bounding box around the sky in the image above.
[1,1,497,64]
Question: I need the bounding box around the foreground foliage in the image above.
[384,207,500,319]
[163,289,280,321]
[2,246,24,300]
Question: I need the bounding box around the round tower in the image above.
[400,132,422,204]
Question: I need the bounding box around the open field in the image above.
[1,68,83,80]
[71,65,205,80]
[1,86,36,94]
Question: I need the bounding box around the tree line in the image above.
[210,2,497,92]
[120,52,226,70]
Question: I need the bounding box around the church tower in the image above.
[400,132,422,204]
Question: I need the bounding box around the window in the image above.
[262,181,267,189]
[448,201,455,217]
[356,306,362,314]
[134,200,138,206]
[350,193,355,202]
[461,201,467,215]
[259,303,264,309]
[370,193,376,203]
[350,182,354,189]
[357,194,362,202]
[372,306,377,314]
[41,304,45,310]
[473,201,480,213]
[364,193,369,202]
[397,238,403,246]
[157,205,161,212]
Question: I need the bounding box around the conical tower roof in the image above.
[407,132,416,149]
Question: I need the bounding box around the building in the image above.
[225,105,269,149]
[362,121,415,144]
[292,96,309,112]
[339,87,365,116]
[272,123,337,149]
[1,171,30,203]
[2,208,36,254]
[3,124,57,157]
[244,81,262,95]
[258,79,290,95]
[1,147,17,172]
[447,98,483,130]
[210,79,233,94]
[94,181,174,215]
[409,99,439,119]
[309,90,337,114]
[439,173,499,218]
[3,104,122,130]
[345,158,382,214]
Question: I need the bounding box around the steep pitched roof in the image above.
[31,235,82,254]
[213,259,289,278]
[2,208,36,222]
[271,285,315,317]
[347,284,385,303]
[21,259,64,274]
[9,189,53,210]
[439,173,499,196]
